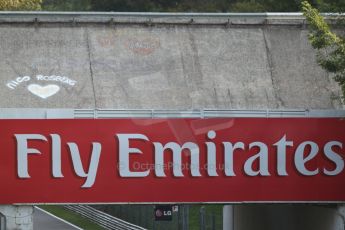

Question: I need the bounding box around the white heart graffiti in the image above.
[27,84,60,99]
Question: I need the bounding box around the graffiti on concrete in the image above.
[27,84,60,99]
[5,75,77,99]
[125,37,160,55]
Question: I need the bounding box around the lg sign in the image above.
[0,118,344,203]
[155,205,173,221]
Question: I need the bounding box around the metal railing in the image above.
[1,108,345,119]
[64,205,146,230]
[0,12,342,26]
[73,109,345,118]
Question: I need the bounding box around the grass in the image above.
[38,205,105,230]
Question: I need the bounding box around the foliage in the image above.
[90,0,159,12]
[40,0,345,12]
[253,0,301,12]
[302,1,345,101]
[231,1,266,12]
[313,0,345,12]
[87,0,302,12]
[42,0,90,11]
[189,205,223,230]
[89,0,231,12]
[0,0,42,10]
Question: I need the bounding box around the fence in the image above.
[91,205,223,230]
[64,205,146,230]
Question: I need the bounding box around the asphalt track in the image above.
[33,207,81,230]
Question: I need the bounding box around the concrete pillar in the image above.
[223,205,234,230]
[234,204,344,230]
[0,205,33,230]
[337,205,345,230]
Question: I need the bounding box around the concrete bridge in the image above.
[0,12,344,230]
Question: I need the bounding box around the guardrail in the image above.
[0,12,343,26]
[64,205,147,230]
[73,109,345,118]
[1,108,345,119]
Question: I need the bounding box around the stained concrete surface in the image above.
[234,204,343,230]
[0,15,343,109]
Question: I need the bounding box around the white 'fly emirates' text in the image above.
[14,131,344,188]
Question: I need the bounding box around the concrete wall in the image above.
[233,205,345,230]
[0,13,343,109]
[0,206,33,230]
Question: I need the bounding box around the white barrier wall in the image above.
[0,206,33,230]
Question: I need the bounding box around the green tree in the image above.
[257,0,301,12]
[88,0,302,12]
[230,1,266,12]
[89,0,231,12]
[302,1,345,102]
[166,0,230,12]
[42,0,90,11]
[0,0,42,10]
[41,0,345,12]
[90,0,155,12]
[313,0,345,12]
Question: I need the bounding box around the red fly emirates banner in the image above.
[0,118,344,204]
